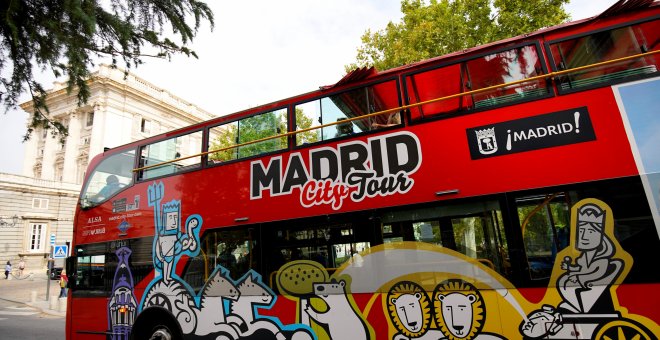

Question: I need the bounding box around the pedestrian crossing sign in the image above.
[53,245,68,259]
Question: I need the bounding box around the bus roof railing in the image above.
[133,49,660,173]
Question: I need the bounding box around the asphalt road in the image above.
[0,298,65,339]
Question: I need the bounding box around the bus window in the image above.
[466,44,548,109]
[381,199,511,278]
[207,108,287,163]
[515,193,573,281]
[182,228,258,293]
[80,150,135,208]
[263,223,371,289]
[515,178,660,286]
[139,130,203,179]
[71,238,153,296]
[406,63,464,120]
[550,19,659,91]
[294,79,401,146]
[75,254,106,292]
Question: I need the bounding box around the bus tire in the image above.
[130,307,183,340]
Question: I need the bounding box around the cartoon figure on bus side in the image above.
[141,181,203,335]
[387,281,444,340]
[148,181,200,284]
[108,247,138,340]
[557,202,621,313]
[224,272,314,340]
[305,279,370,340]
[386,279,505,340]
[520,199,656,340]
[140,182,313,340]
[432,280,505,340]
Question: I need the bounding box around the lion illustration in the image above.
[387,281,433,339]
[433,279,487,340]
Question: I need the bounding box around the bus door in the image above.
[380,199,511,279]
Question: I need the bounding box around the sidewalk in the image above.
[0,271,67,317]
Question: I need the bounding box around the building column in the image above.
[88,104,106,163]
[63,111,81,183]
[22,125,39,176]
[41,126,58,180]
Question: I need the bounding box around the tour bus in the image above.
[66,1,660,339]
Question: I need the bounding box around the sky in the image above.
[0,0,619,175]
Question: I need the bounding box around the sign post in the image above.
[46,247,53,300]
[46,235,58,301]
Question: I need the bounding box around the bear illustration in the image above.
[305,279,370,340]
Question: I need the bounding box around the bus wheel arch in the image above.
[130,306,183,340]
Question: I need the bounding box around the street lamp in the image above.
[0,215,19,227]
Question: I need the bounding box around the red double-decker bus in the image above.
[66,2,660,339]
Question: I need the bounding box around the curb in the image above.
[0,296,66,318]
[26,301,67,317]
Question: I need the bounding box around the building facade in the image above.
[0,65,214,272]
[20,64,215,184]
[0,174,79,273]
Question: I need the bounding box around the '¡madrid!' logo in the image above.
[475,128,497,155]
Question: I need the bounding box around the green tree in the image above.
[1,0,214,141]
[294,107,320,146]
[209,108,320,162]
[347,0,569,72]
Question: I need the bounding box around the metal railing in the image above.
[134,49,660,173]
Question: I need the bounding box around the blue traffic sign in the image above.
[53,245,68,259]
[50,233,56,245]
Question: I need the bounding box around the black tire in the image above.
[130,307,183,340]
[147,324,177,340]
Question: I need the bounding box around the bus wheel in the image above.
[594,319,654,340]
[131,307,183,340]
[149,325,174,340]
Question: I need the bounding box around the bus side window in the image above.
[515,193,572,282]
[207,108,287,164]
[262,223,372,292]
[549,20,659,92]
[381,199,511,279]
[139,131,203,180]
[182,228,259,294]
[74,254,106,292]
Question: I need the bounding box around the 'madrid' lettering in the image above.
[250,132,422,210]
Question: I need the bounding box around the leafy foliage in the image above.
[294,107,321,145]
[209,108,320,162]
[347,0,569,72]
[0,0,214,141]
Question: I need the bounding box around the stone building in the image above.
[0,174,79,273]
[20,64,215,184]
[0,65,214,272]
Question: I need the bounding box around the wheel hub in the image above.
[149,328,172,340]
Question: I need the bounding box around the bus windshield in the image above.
[80,150,136,208]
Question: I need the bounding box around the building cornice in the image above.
[19,213,60,221]
[19,64,216,125]
[0,173,80,196]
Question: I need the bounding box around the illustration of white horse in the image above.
[194,267,241,339]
